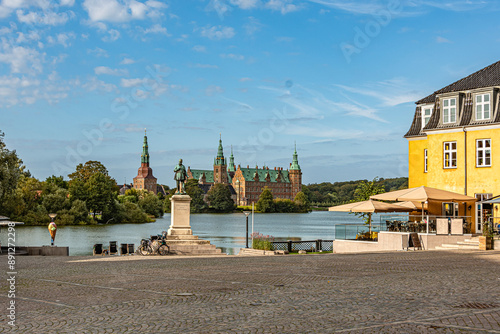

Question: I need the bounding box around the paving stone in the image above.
[0,251,499,333]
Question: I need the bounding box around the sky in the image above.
[2,0,500,188]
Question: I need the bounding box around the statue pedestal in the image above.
[168,195,193,237]
[166,194,224,255]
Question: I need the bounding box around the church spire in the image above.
[141,129,150,165]
[290,141,300,170]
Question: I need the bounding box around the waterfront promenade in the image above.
[1,250,500,333]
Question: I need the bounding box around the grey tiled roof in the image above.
[416,60,500,105]
[406,61,500,138]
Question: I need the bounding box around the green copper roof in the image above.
[228,145,236,172]
[214,135,226,166]
[239,168,290,183]
[141,130,150,164]
[190,169,214,183]
[189,169,233,184]
[290,143,300,170]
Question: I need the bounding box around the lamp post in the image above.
[236,179,240,206]
[243,211,251,248]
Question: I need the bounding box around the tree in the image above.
[352,177,386,234]
[68,160,109,183]
[0,131,23,214]
[256,187,275,213]
[206,183,234,213]
[294,191,311,213]
[138,190,164,217]
[185,179,206,213]
[85,172,116,219]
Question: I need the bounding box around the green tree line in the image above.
[302,177,408,206]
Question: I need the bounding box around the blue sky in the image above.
[1,0,500,187]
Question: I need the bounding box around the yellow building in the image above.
[405,60,500,233]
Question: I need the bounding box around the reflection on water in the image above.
[1,211,375,255]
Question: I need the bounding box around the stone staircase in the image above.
[435,237,480,250]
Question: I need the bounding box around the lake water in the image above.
[2,211,389,255]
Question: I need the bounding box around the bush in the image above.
[251,232,274,250]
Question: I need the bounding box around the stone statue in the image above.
[174,159,188,194]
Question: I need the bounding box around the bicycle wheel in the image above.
[158,244,170,256]
[139,245,152,256]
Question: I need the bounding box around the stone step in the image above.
[436,244,478,250]
[457,241,479,246]
[166,240,211,245]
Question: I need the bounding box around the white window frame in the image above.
[421,105,433,128]
[442,98,457,124]
[476,139,491,167]
[443,141,457,169]
[424,149,428,173]
[475,93,491,121]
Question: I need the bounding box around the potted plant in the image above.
[479,221,494,250]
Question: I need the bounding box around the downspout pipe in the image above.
[463,127,467,196]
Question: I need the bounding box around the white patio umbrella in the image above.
[329,199,413,236]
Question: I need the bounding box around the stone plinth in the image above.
[166,194,224,255]
[168,194,192,237]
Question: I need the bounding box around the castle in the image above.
[187,136,302,205]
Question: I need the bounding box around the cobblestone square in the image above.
[1,250,500,333]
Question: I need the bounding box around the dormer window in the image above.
[475,93,491,120]
[442,98,456,124]
[422,105,433,128]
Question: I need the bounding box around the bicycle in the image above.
[138,233,170,256]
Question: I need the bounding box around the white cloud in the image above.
[83,0,166,23]
[192,45,207,53]
[16,9,74,25]
[120,57,135,65]
[307,0,488,15]
[87,47,109,57]
[199,25,235,40]
[230,0,260,9]
[436,36,452,44]
[83,77,117,93]
[141,23,169,35]
[94,66,128,76]
[102,29,120,42]
[244,16,263,36]
[60,0,75,6]
[0,44,43,74]
[239,77,252,82]
[47,32,75,47]
[220,53,244,60]
[205,85,224,96]
[121,78,148,88]
[265,0,300,14]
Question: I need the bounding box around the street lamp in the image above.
[243,211,251,248]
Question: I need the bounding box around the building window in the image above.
[442,98,457,124]
[424,149,428,173]
[476,139,491,167]
[443,141,457,168]
[422,106,433,128]
[475,93,491,120]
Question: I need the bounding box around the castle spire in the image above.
[290,142,300,170]
[215,134,226,166]
[141,129,150,165]
[228,145,236,171]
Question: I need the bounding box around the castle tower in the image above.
[289,142,302,199]
[213,134,228,184]
[133,129,158,194]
